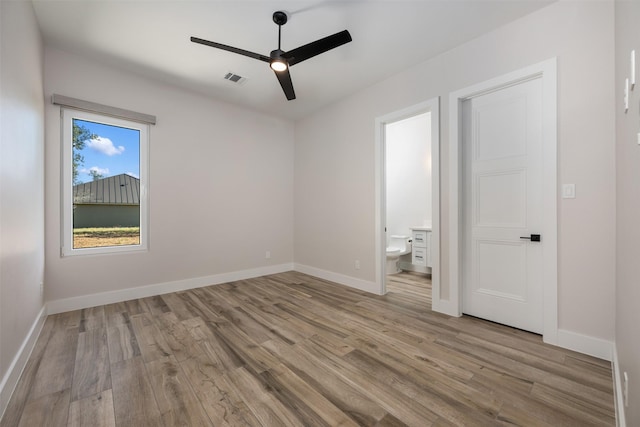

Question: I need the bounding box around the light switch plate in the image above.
[632,50,636,89]
[624,78,630,113]
[562,184,576,199]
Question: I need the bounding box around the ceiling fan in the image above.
[191,11,352,101]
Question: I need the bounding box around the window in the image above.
[61,108,149,256]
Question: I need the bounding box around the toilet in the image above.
[386,235,412,274]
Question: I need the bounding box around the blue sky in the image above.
[74,118,140,184]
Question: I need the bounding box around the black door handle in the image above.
[520,234,541,242]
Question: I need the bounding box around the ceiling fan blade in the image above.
[273,68,296,100]
[284,30,352,66]
[190,36,270,63]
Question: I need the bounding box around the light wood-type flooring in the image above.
[1,271,615,426]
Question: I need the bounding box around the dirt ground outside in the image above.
[73,227,140,249]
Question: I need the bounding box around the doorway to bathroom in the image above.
[375,97,440,307]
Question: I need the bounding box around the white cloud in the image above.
[87,137,125,156]
[80,166,110,175]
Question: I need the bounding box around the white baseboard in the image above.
[46,263,294,314]
[612,344,627,427]
[431,298,460,317]
[294,263,380,295]
[397,261,431,275]
[0,306,47,421]
[556,329,613,361]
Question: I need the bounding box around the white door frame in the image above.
[448,58,558,344]
[375,97,440,298]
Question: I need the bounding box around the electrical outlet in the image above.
[624,372,629,407]
[355,260,360,270]
[39,282,44,296]
[562,184,576,199]
[265,251,271,259]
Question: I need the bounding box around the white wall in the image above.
[44,48,295,302]
[0,0,45,413]
[615,0,640,423]
[385,113,432,240]
[295,1,615,344]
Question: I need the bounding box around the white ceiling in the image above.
[32,0,553,120]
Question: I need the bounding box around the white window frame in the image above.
[61,108,149,257]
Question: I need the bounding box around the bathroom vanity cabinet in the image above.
[411,227,432,268]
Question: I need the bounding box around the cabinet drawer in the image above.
[412,230,428,247]
[412,247,428,266]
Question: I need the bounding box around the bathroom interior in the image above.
[385,111,432,301]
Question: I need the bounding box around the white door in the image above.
[461,77,543,334]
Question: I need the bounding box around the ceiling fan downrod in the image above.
[273,11,287,50]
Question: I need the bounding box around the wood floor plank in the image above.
[223,366,304,427]
[344,332,480,384]
[376,413,410,427]
[218,303,280,344]
[470,369,587,427]
[153,311,204,362]
[341,348,499,426]
[228,279,280,306]
[79,306,106,332]
[0,315,56,427]
[204,284,248,309]
[275,300,353,340]
[541,372,615,410]
[262,338,389,426]
[159,292,198,321]
[67,389,116,427]
[104,302,129,329]
[123,299,147,316]
[214,321,287,375]
[16,389,70,427]
[296,339,441,426]
[437,331,615,417]
[139,295,172,316]
[307,332,354,357]
[355,298,459,339]
[110,357,163,427]
[71,328,111,401]
[495,402,557,427]
[106,320,141,364]
[236,300,307,345]
[531,382,616,425]
[260,366,360,427]
[130,312,172,363]
[564,352,614,377]
[184,316,246,373]
[2,271,615,427]
[348,301,444,341]
[456,331,612,392]
[185,287,229,318]
[29,316,79,400]
[145,356,213,426]
[179,353,262,427]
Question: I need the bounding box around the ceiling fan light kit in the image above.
[270,60,288,72]
[269,49,288,72]
[191,10,352,101]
